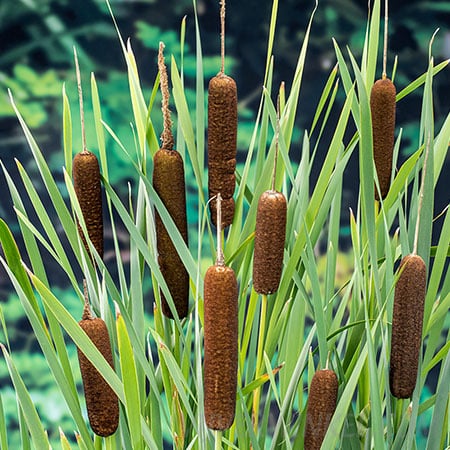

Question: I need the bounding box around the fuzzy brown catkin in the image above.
[253,190,287,295]
[207,73,237,228]
[153,148,189,319]
[390,254,427,399]
[77,317,119,437]
[203,264,238,430]
[73,151,103,258]
[304,369,338,450]
[370,77,396,200]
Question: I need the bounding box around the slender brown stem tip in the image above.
[272,94,281,191]
[73,47,88,154]
[220,0,226,74]
[81,279,93,320]
[158,41,174,150]
[216,193,225,266]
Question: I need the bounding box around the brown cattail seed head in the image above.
[390,254,427,399]
[73,151,103,259]
[370,77,396,200]
[77,317,119,437]
[207,73,237,228]
[203,264,238,430]
[304,369,338,450]
[153,148,189,319]
[253,190,287,295]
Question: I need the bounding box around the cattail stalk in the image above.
[207,0,237,228]
[153,42,189,319]
[77,281,119,436]
[370,77,396,201]
[252,96,287,295]
[389,254,427,398]
[304,369,338,450]
[203,194,238,430]
[390,133,430,399]
[72,48,104,259]
[371,0,396,201]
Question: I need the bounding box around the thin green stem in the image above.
[215,430,223,450]
[252,293,268,433]
[173,320,181,363]
[394,398,404,432]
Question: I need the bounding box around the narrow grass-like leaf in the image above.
[310,64,338,134]
[60,428,73,450]
[116,309,143,450]
[364,0,380,84]
[426,349,450,450]
[321,342,368,448]
[63,83,72,175]
[149,329,197,431]
[8,92,83,261]
[395,59,449,102]
[171,57,204,204]
[270,325,316,449]
[1,345,51,450]
[0,394,8,450]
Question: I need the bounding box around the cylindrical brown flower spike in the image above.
[203,263,238,430]
[207,0,237,229]
[73,48,103,259]
[304,369,338,450]
[153,42,189,319]
[253,190,287,295]
[73,151,104,258]
[370,77,396,200]
[77,285,119,437]
[203,194,238,430]
[208,73,237,228]
[153,149,189,319]
[390,254,427,398]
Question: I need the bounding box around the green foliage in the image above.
[0,0,449,449]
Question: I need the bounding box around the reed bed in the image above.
[0,0,449,449]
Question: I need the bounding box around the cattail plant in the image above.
[77,282,119,437]
[389,133,429,399]
[370,0,396,200]
[304,368,339,450]
[207,0,238,228]
[389,254,427,398]
[72,48,103,259]
[252,190,286,294]
[252,99,286,295]
[203,194,238,430]
[153,42,189,319]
